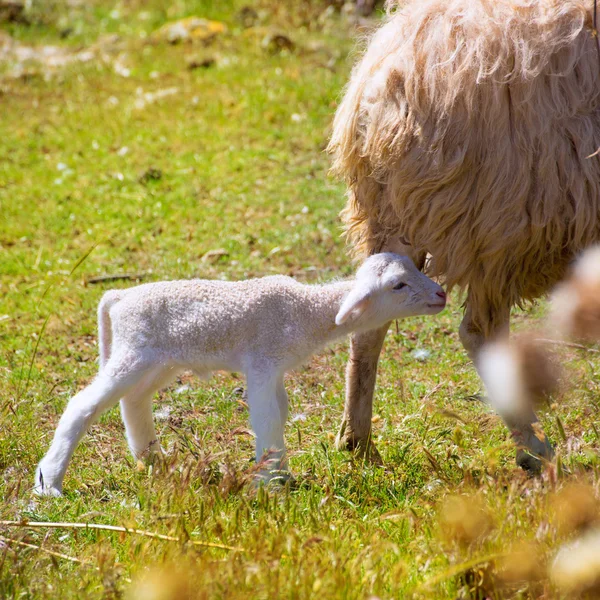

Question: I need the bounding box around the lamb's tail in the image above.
[98,291,122,370]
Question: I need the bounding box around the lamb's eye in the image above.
[392,282,407,291]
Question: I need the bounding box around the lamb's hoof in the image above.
[335,421,383,465]
[267,470,295,489]
[253,469,294,490]
[33,466,63,497]
[34,485,63,497]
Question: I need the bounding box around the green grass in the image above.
[1,2,599,598]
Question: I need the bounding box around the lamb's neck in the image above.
[306,280,356,346]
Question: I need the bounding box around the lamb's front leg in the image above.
[35,366,146,496]
[246,369,287,479]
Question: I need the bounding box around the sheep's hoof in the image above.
[515,424,554,475]
[515,450,544,475]
[335,420,383,465]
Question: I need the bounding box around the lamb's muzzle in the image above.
[34,253,445,495]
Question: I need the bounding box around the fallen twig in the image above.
[534,338,600,354]
[0,520,242,552]
[85,273,146,285]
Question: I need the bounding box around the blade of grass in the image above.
[19,314,51,404]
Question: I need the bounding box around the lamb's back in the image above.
[109,276,308,358]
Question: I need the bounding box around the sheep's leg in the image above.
[458,302,510,360]
[337,239,426,463]
[35,363,147,496]
[335,323,390,463]
[120,366,179,462]
[460,302,554,473]
[246,370,286,474]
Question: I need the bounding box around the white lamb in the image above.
[34,253,446,496]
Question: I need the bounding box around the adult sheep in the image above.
[328,0,600,471]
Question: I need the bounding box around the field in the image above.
[1,2,599,598]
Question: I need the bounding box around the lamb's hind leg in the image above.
[336,238,426,462]
[120,366,179,462]
[460,300,554,474]
[246,369,286,475]
[35,360,148,496]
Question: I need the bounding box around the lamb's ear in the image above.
[335,287,373,326]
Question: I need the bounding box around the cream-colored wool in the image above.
[34,253,445,496]
[329,0,600,335]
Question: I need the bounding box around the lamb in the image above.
[328,0,600,472]
[34,253,446,496]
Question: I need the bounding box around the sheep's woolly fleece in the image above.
[329,0,600,334]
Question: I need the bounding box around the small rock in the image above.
[152,17,227,45]
[165,22,190,43]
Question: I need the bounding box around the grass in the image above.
[1,1,599,598]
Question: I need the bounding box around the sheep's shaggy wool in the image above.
[329,0,600,333]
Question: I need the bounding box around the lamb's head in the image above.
[335,253,446,328]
